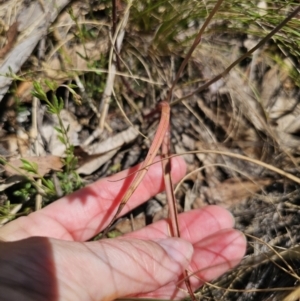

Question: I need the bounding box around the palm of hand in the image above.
[0,157,245,301]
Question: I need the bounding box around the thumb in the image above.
[0,237,193,301]
[81,237,194,301]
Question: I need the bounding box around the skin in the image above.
[0,157,246,301]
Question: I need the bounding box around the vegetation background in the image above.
[1,0,300,300]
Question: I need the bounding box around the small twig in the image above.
[35,178,42,210]
[37,0,46,13]
[68,68,163,86]
[98,6,130,117]
[84,1,133,146]
[166,0,225,104]
[112,0,117,36]
[161,123,196,301]
[52,173,63,198]
[30,96,42,156]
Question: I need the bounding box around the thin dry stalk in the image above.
[168,150,300,184]
[173,5,300,105]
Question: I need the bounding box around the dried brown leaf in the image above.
[4,155,63,177]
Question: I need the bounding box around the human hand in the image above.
[0,157,246,301]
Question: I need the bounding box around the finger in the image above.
[0,157,186,242]
[135,229,246,300]
[190,228,246,283]
[124,206,246,299]
[125,206,235,244]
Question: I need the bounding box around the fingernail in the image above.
[157,238,193,266]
